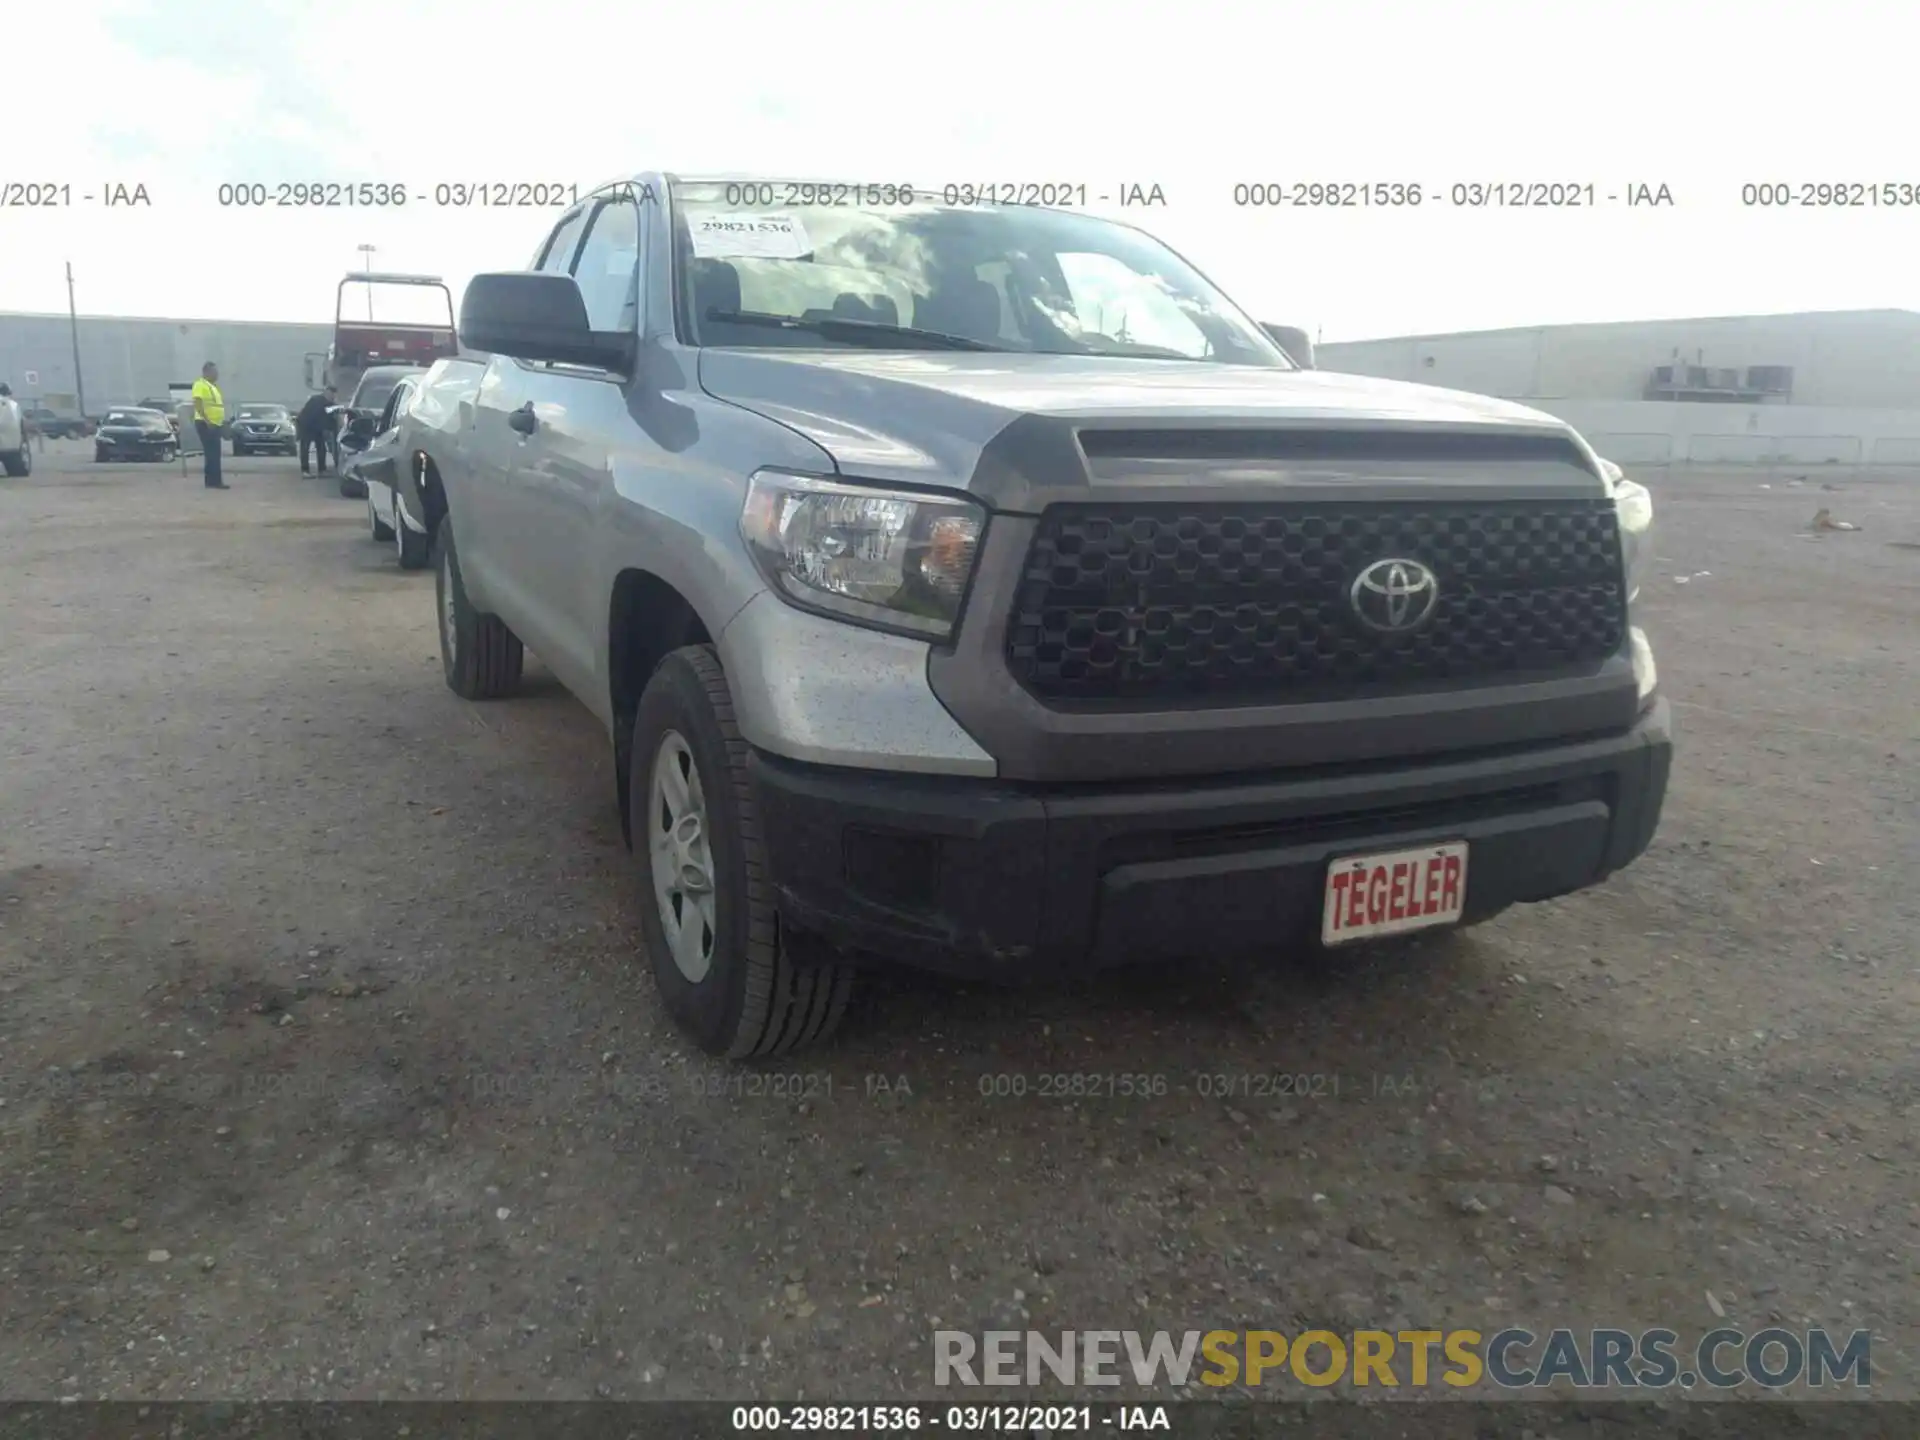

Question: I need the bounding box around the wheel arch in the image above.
[412,447,450,533]
[608,568,714,848]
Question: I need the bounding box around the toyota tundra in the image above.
[429,173,1672,1057]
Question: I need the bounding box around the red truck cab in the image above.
[306,272,458,400]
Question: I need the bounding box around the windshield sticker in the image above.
[686,211,813,260]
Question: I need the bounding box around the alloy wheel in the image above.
[648,731,717,983]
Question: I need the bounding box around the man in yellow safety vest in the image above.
[191,362,228,489]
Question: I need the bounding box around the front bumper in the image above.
[96,437,175,458]
[752,699,1672,980]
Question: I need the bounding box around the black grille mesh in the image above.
[1005,500,1626,703]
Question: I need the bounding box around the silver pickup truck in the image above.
[428,173,1672,1058]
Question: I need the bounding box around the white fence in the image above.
[1473,399,1920,467]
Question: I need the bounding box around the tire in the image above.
[433,521,522,699]
[396,512,431,570]
[1,447,28,478]
[338,473,365,498]
[368,490,395,542]
[95,447,109,463]
[633,646,855,1058]
[232,443,248,457]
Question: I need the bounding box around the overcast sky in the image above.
[5,0,1913,342]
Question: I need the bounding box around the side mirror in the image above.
[461,272,632,370]
[1262,323,1315,370]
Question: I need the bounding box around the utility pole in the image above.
[66,262,87,418]
[357,244,377,319]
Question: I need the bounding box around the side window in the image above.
[1053,251,1211,358]
[536,207,591,275]
[571,194,643,333]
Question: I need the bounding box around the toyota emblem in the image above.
[1350,558,1439,632]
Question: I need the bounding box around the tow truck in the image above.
[304,271,459,402]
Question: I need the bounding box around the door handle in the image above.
[508,403,537,435]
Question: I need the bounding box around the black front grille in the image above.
[1005,499,1626,704]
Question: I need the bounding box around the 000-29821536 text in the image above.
[212,182,588,207]
[729,1405,1111,1431]
[1741,181,1920,206]
[216,182,410,207]
[976,1072,1168,1099]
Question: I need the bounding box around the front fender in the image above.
[582,378,838,733]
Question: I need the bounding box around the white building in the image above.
[1317,309,1920,412]
[0,312,332,416]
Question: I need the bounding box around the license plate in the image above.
[1321,841,1468,945]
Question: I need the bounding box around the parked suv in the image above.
[229,403,297,455]
[430,173,1672,1057]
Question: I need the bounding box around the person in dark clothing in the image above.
[296,387,337,475]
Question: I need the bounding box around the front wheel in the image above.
[368,490,395,542]
[633,646,855,1057]
[396,513,431,570]
[1,447,28,477]
[433,522,523,699]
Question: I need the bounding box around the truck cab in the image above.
[306,272,458,402]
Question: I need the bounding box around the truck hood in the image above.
[696,349,1593,510]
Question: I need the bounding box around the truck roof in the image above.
[340,271,448,286]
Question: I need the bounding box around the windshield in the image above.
[106,409,161,424]
[353,374,415,412]
[239,405,288,419]
[669,179,1289,365]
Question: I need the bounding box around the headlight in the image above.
[1599,458,1654,603]
[740,470,985,640]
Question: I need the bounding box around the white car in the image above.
[0,390,31,477]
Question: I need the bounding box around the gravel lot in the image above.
[2,440,1916,1403]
